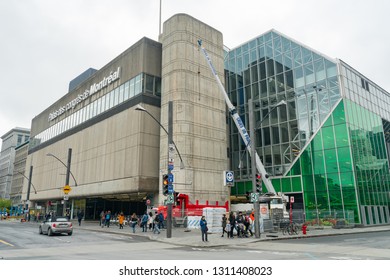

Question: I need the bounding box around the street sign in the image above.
[63,185,72,194]
[168,164,174,171]
[168,173,174,183]
[223,171,234,186]
[168,144,175,156]
[168,185,174,194]
[63,195,69,201]
[290,196,294,203]
[166,194,174,204]
[250,192,259,203]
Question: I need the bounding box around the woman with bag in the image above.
[200,216,208,242]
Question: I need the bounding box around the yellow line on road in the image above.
[0,239,14,247]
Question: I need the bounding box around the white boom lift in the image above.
[198,39,276,194]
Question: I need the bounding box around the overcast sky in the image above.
[1,0,389,147]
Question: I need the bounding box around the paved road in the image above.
[1,221,389,260]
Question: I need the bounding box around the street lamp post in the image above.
[248,99,286,238]
[135,102,184,238]
[46,148,76,217]
[135,105,185,169]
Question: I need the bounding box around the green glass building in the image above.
[225,29,390,226]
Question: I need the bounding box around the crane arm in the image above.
[197,40,276,194]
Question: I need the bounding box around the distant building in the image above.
[10,140,30,206]
[0,127,30,199]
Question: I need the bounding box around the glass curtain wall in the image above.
[225,30,340,197]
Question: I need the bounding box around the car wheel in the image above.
[48,228,53,236]
[39,226,43,234]
[68,231,73,236]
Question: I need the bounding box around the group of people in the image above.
[223,211,254,238]
[99,210,164,234]
[199,211,255,242]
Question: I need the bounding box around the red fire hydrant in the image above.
[302,224,307,235]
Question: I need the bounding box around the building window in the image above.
[361,78,370,92]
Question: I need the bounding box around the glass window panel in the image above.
[337,147,353,173]
[251,64,258,82]
[119,84,124,103]
[155,77,161,96]
[302,48,313,64]
[124,81,130,100]
[282,178,292,193]
[265,41,273,58]
[109,91,114,108]
[293,48,302,67]
[325,60,337,77]
[113,87,119,106]
[294,66,304,88]
[97,98,102,115]
[334,124,349,148]
[266,59,274,76]
[292,177,302,192]
[259,62,266,80]
[91,101,97,118]
[130,79,135,97]
[304,64,315,84]
[145,74,154,93]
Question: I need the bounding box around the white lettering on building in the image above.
[48,67,121,122]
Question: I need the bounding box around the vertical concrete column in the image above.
[160,14,228,204]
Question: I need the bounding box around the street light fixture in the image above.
[249,98,286,238]
[46,149,77,217]
[46,152,78,186]
[136,103,185,239]
[135,104,185,169]
[238,100,286,169]
[17,171,37,194]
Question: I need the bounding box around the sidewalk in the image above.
[76,221,390,248]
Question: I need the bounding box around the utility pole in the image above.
[26,165,33,211]
[249,99,260,238]
[64,148,72,217]
[166,101,173,238]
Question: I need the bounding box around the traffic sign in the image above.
[223,170,234,186]
[168,173,174,183]
[63,195,69,201]
[63,185,72,194]
[166,194,174,205]
[250,192,259,203]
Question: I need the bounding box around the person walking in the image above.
[100,211,105,227]
[221,213,227,237]
[141,212,149,232]
[105,211,111,228]
[158,212,164,229]
[77,210,84,226]
[153,214,160,234]
[148,212,154,231]
[118,212,125,229]
[200,216,208,242]
[229,212,236,238]
[130,213,138,233]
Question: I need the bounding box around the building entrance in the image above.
[85,198,146,220]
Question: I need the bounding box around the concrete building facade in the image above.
[23,14,229,219]
[0,127,30,199]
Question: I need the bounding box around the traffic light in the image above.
[174,192,180,206]
[255,173,261,192]
[162,174,169,196]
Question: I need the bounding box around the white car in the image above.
[39,216,73,236]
